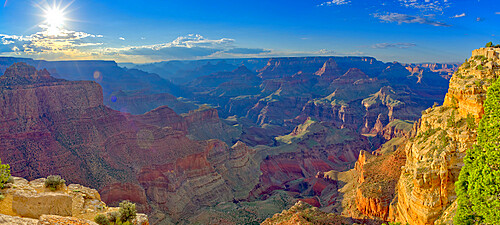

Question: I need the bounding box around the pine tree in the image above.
[455,78,500,224]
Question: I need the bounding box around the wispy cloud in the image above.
[398,0,450,12]
[318,0,350,7]
[496,12,500,15]
[119,37,125,40]
[451,13,466,18]
[374,13,451,27]
[371,42,416,49]
[223,48,271,54]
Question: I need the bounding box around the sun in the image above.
[39,1,70,36]
[45,6,65,28]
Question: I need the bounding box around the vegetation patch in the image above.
[455,78,500,224]
[44,175,66,191]
[0,158,10,189]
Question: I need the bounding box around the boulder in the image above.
[13,192,72,219]
[0,214,38,225]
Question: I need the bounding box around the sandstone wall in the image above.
[393,48,500,225]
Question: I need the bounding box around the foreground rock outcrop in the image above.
[261,201,351,225]
[0,176,148,225]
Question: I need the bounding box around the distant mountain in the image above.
[130,58,270,84]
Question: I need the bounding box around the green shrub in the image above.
[94,214,110,225]
[475,80,482,87]
[439,130,449,149]
[465,113,476,129]
[455,78,500,224]
[0,158,10,189]
[477,65,484,70]
[486,42,493,47]
[0,194,4,200]
[119,200,137,222]
[447,110,456,128]
[44,175,65,191]
[418,128,439,143]
[107,211,119,223]
[115,221,133,225]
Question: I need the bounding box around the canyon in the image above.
[0,53,465,224]
[260,48,499,225]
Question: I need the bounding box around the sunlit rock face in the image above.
[0,176,149,225]
[393,48,500,225]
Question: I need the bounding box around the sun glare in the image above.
[40,2,69,36]
[45,7,65,28]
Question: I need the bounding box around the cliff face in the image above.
[0,63,255,224]
[404,63,461,80]
[258,57,327,79]
[393,48,500,224]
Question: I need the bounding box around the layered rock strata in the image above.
[393,47,500,224]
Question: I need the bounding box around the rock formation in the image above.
[0,53,461,224]
[315,58,343,79]
[0,176,149,225]
[0,63,253,224]
[261,201,351,225]
[392,47,500,224]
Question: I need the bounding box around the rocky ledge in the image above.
[0,177,148,225]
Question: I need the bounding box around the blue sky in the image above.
[0,0,499,63]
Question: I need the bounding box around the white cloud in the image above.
[398,0,450,12]
[451,13,466,18]
[318,0,350,7]
[318,49,335,55]
[496,12,500,15]
[119,37,125,40]
[374,13,451,27]
[168,34,234,48]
